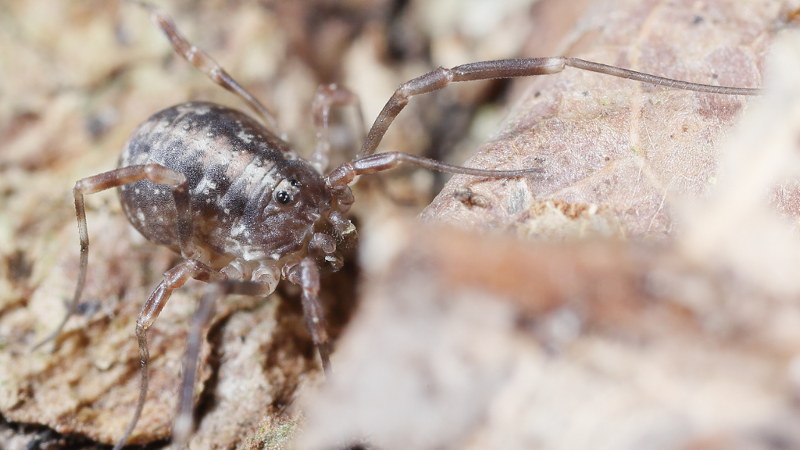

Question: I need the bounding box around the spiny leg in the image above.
[114,259,222,450]
[311,83,367,174]
[287,257,332,374]
[357,57,762,158]
[172,280,272,449]
[33,163,191,351]
[126,0,282,137]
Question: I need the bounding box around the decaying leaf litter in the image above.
[2,0,800,448]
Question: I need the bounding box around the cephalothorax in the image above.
[34,1,761,449]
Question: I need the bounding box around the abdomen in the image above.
[118,102,293,258]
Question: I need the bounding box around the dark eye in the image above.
[289,178,300,187]
[275,190,292,204]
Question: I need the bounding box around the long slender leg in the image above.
[113,259,222,450]
[327,151,542,187]
[286,258,331,374]
[172,280,272,449]
[358,57,762,158]
[32,164,191,351]
[311,83,367,174]
[126,0,283,138]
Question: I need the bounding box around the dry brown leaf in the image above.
[423,0,784,240]
[2,0,798,449]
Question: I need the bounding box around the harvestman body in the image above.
[34,2,761,448]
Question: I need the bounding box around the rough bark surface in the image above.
[2,0,800,449]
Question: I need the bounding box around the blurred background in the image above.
[3,1,800,449]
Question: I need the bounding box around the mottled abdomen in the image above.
[118,102,294,260]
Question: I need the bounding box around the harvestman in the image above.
[33,1,761,448]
